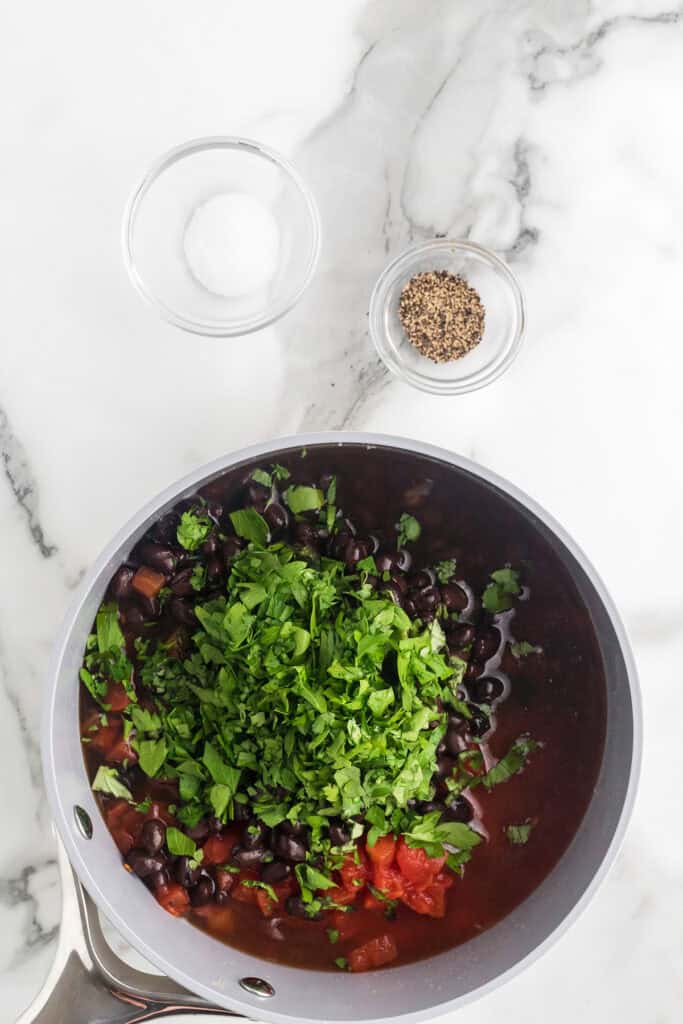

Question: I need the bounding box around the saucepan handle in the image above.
[17,838,241,1023]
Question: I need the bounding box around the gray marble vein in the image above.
[0,406,57,559]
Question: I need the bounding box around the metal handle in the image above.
[17,838,241,1023]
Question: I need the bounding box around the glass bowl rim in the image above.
[122,135,322,338]
[369,238,526,395]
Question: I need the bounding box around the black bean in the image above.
[202,535,218,556]
[141,819,166,855]
[247,482,270,512]
[137,595,161,621]
[345,539,370,569]
[435,755,455,779]
[473,629,500,661]
[126,849,165,879]
[190,876,216,907]
[395,548,412,572]
[270,829,307,864]
[222,537,244,563]
[443,795,474,823]
[205,501,223,526]
[138,543,177,576]
[187,819,210,842]
[170,597,197,627]
[367,535,380,555]
[173,856,201,888]
[466,705,491,738]
[286,896,322,921]
[469,676,504,703]
[110,565,136,600]
[147,867,170,890]
[441,584,468,612]
[408,570,433,590]
[169,567,194,596]
[444,724,467,756]
[403,597,418,618]
[465,660,485,681]
[295,522,320,552]
[375,552,398,573]
[231,844,268,869]
[123,605,147,634]
[208,816,224,834]
[329,821,351,847]
[233,801,251,823]
[447,623,476,648]
[264,502,289,534]
[416,800,442,815]
[261,860,291,884]
[205,556,224,583]
[390,572,408,595]
[414,585,440,614]
[244,819,269,850]
[381,581,404,607]
[215,891,230,905]
[151,512,179,545]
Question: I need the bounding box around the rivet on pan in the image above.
[74,805,93,839]
[239,977,275,998]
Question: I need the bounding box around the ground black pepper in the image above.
[398,270,485,363]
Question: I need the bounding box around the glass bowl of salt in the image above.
[123,137,321,337]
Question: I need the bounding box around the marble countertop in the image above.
[2,1,682,1020]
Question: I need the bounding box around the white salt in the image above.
[183,192,280,298]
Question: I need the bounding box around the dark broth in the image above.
[81,443,606,970]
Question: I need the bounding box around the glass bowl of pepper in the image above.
[369,239,525,396]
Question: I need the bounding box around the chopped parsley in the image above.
[284,485,325,515]
[327,927,340,944]
[177,511,211,552]
[505,822,535,845]
[92,766,132,801]
[396,513,421,548]
[229,508,269,546]
[434,559,457,584]
[510,640,542,658]
[334,957,349,970]
[241,880,278,902]
[482,567,521,614]
[479,736,539,789]
[190,565,207,592]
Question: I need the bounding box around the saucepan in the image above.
[30,433,641,1023]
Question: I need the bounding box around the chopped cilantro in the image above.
[511,640,542,658]
[251,468,273,488]
[177,511,211,552]
[165,827,200,859]
[434,559,457,584]
[505,822,535,845]
[229,508,269,546]
[479,736,539,789]
[396,513,421,548]
[284,485,325,515]
[190,565,207,592]
[334,957,348,970]
[482,567,521,614]
[327,928,340,944]
[272,464,291,481]
[241,880,278,902]
[92,766,132,801]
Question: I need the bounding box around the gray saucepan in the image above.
[36,433,642,1024]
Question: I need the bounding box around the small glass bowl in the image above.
[123,137,321,337]
[369,239,525,395]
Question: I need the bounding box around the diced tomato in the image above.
[366,834,396,869]
[231,871,260,904]
[214,868,236,895]
[106,736,138,764]
[339,850,369,891]
[326,884,359,906]
[86,722,121,755]
[132,565,167,598]
[372,864,404,901]
[400,881,448,918]
[104,681,131,711]
[395,838,446,888]
[254,876,295,918]
[348,934,398,973]
[202,834,237,865]
[363,890,385,912]
[155,883,190,918]
[192,902,235,933]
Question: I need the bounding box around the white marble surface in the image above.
[2,0,682,1020]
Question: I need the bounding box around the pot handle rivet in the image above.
[74,805,93,839]
[239,977,275,998]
